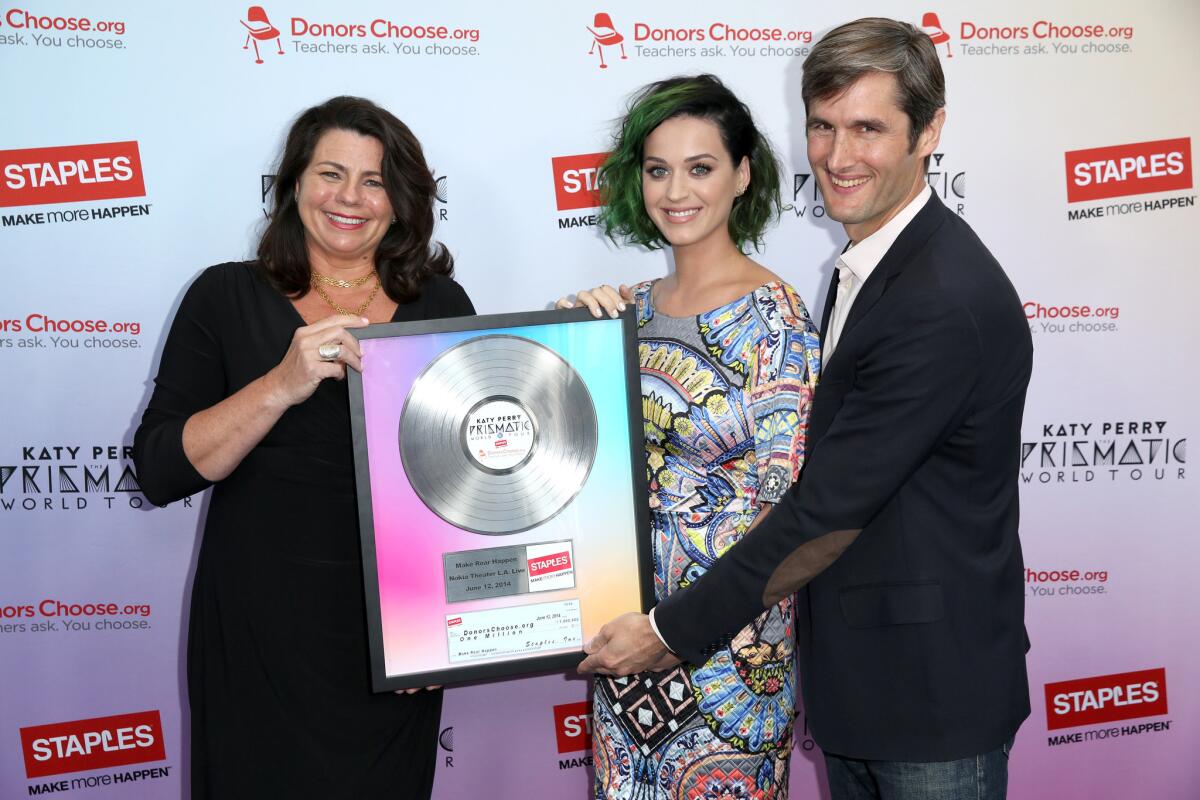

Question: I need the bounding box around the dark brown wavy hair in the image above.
[257,96,452,302]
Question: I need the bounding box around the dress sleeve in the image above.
[746,288,821,504]
[132,268,228,506]
[443,277,476,317]
[426,274,476,317]
[630,280,655,327]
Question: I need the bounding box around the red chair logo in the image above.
[921,12,953,58]
[242,6,283,64]
[587,12,627,69]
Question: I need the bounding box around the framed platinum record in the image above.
[347,307,653,691]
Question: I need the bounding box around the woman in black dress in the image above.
[133,96,472,799]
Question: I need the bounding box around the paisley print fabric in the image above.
[595,280,821,800]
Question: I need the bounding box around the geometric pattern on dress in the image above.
[599,667,698,756]
[656,519,704,601]
[754,408,800,444]
[691,601,796,754]
[698,291,766,377]
[674,749,791,800]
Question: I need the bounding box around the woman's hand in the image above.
[556,284,633,319]
[181,313,370,482]
[263,314,368,409]
[396,685,442,694]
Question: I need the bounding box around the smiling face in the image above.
[295,128,394,271]
[641,115,749,253]
[806,71,943,242]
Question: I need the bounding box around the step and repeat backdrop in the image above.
[2,0,1197,797]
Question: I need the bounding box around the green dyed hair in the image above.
[599,74,783,252]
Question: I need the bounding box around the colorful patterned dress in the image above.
[594,280,821,800]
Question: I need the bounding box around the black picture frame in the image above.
[346,306,654,691]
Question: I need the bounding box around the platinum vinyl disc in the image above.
[399,334,599,534]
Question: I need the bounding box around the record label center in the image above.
[462,397,537,472]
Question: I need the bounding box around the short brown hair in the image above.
[802,17,945,152]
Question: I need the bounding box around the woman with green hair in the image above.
[558,74,821,799]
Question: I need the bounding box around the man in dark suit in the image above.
[580,17,1032,799]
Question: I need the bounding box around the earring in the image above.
[390,215,398,224]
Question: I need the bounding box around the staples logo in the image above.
[526,542,576,591]
[19,710,166,778]
[1065,138,1192,203]
[0,142,146,208]
[529,551,572,577]
[552,152,607,212]
[1044,668,1168,730]
[553,701,593,753]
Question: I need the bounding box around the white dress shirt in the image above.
[823,185,932,361]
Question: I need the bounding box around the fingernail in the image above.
[618,303,626,311]
[361,317,369,324]
[609,309,618,319]
[564,301,574,308]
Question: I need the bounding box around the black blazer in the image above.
[654,194,1033,761]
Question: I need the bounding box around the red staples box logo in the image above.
[1065,138,1191,203]
[552,152,607,211]
[20,710,166,778]
[1045,668,1168,730]
[553,701,592,753]
[0,142,146,208]
[529,550,572,577]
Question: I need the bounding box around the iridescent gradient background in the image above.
[359,320,643,677]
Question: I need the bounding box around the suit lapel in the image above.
[818,240,855,352]
[838,192,946,344]
[818,268,840,352]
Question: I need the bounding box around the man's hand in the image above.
[577,612,681,676]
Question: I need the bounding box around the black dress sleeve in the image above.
[425,274,475,318]
[132,266,230,506]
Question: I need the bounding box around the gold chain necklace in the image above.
[312,269,377,289]
[311,272,382,316]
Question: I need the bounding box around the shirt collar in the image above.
[837,184,932,284]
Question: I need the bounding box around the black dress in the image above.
[133,262,474,799]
